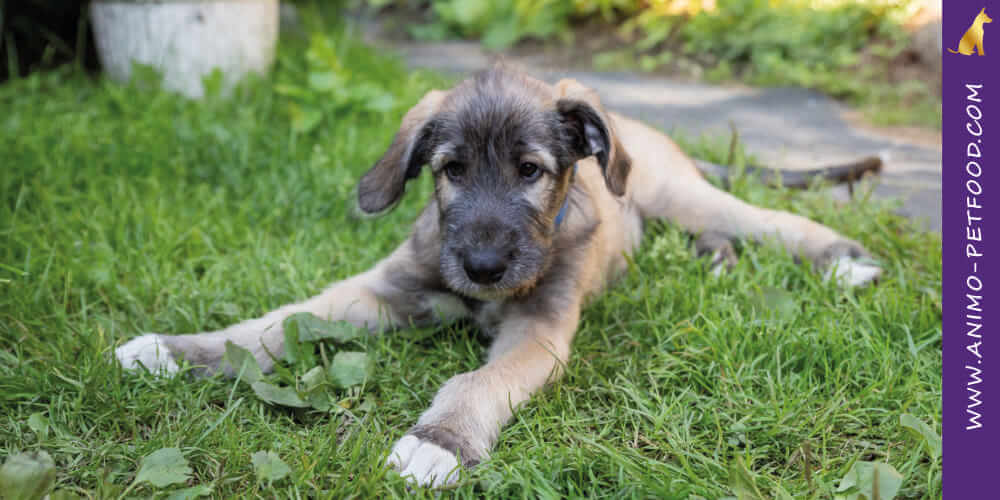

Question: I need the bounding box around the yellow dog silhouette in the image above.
[949,7,992,56]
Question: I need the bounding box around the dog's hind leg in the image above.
[615,115,881,286]
[116,239,464,376]
[694,230,738,276]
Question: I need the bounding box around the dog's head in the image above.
[979,8,993,23]
[357,66,631,299]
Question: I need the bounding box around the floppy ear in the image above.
[357,90,446,215]
[554,79,632,196]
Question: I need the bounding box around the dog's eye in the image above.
[444,162,465,181]
[518,162,541,181]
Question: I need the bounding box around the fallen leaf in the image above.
[329,351,371,388]
[166,484,213,500]
[134,448,192,488]
[750,286,798,321]
[223,342,263,383]
[900,414,941,460]
[27,413,49,439]
[252,451,291,484]
[0,451,56,500]
[834,461,903,500]
[284,313,365,343]
[251,381,310,408]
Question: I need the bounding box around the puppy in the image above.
[116,65,881,487]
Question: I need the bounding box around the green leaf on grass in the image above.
[329,351,371,388]
[251,381,310,408]
[135,448,191,488]
[251,451,291,484]
[166,484,213,500]
[289,105,323,134]
[301,366,327,390]
[900,414,941,460]
[0,451,56,500]
[282,317,308,365]
[284,312,365,343]
[307,71,343,92]
[834,461,903,500]
[750,286,798,321]
[301,366,332,411]
[223,342,263,383]
[728,456,765,500]
[27,413,49,439]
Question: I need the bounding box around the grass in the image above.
[1,21,942,499]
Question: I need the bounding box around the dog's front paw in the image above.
[115,334,179,375]
[387,435,461,488]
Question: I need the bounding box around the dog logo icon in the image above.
[949,7,992,56]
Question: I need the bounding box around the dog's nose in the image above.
[463,248,507,284]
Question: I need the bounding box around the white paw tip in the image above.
[115,334,179,375]
[709,250,729,278]
[388,436,461,488]
[824,256,882,287]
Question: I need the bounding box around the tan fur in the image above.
[949,8,992,56]
[116,68,880,488]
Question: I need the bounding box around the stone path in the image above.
[372,38,943,232]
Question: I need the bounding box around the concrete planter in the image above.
[90,0,279,98]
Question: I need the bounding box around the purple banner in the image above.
[943,3,996,497]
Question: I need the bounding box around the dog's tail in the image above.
[948,48,960,54]
[694,154,883,190]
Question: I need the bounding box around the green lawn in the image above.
[1,23,942,499]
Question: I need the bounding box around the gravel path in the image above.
[373,38,942,232]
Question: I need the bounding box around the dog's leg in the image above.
[694,230,738,276]
[645,175,880,285]
[616,115,881,286]
[116,241,462,376]
[388,299,580,487]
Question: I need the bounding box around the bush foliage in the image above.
[370,0,938,127]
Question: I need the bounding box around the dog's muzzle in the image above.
[462,247,508,284]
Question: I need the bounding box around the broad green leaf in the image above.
[900,414,941,460]
[329,351,371,388]
[750,286,798,321]
[251,451,291,484]
[134,448,191,488]
[834,461,903,500]
[27,413,49,439]
[223,342,263,383]
[301,366,327,391]
[0,451,56,500]
[728,457,765,500]
[166,484,213,500]
[282,318,305,365]
[307,71,343,92]
[289,105,323,134]
[307,390,332,412]
[301,366,332,411]
[284,312,365,343]
[251,381,310,408]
